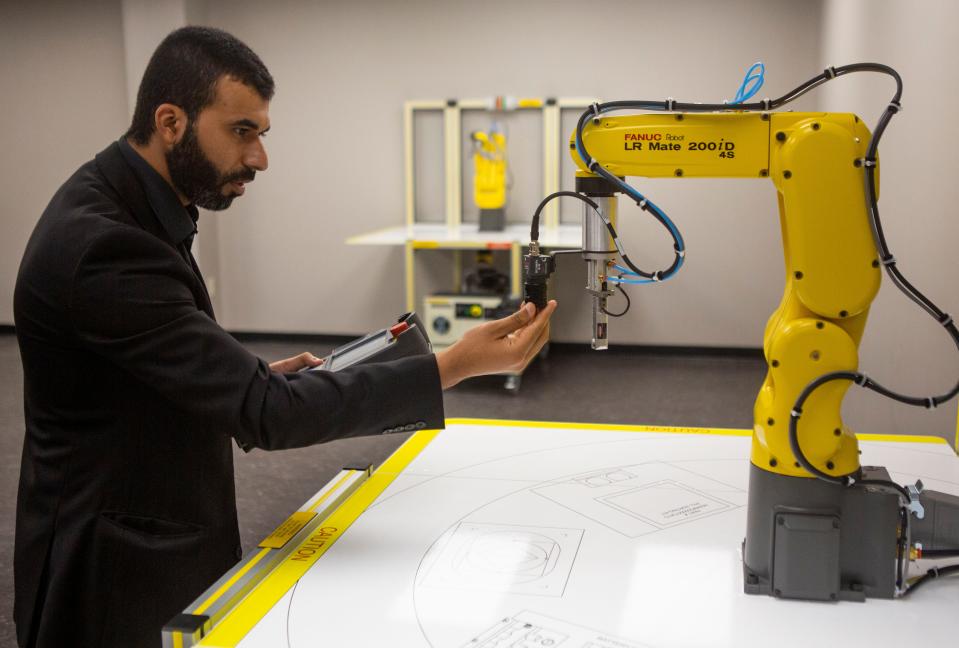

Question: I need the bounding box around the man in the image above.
[13,26,556,648]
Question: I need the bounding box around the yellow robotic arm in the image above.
[571,110,876,479]
[471,126,508,231]
[522,63,959,601]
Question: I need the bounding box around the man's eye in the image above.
[234,128,249,136]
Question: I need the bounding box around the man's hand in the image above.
[269,352,324,373]
[435,300,557,389]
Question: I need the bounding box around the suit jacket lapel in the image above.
[94,142,216,318]
[95,142,171,244]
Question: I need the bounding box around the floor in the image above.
[0,332,766,646]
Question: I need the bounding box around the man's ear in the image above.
[153,103,188,149]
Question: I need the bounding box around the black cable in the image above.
[572,111,684,280]
[902,564,959,596]
[571,64,906,284]
[528,191,666,284]
[788,372,865,486]
[857,478,913,500]
[917,549,959,559]
[547,248,631,317]
[896,506,908,591]
[530,191,598,242]
[789,370,959,497]
[601,281,630,317]
[788,372,912,501]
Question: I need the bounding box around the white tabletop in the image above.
[228,420,959,648]
[346,223,582,249]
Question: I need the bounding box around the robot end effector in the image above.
[523,187,618,351]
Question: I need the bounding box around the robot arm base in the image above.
[743,464,901,601]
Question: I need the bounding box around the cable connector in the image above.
[824,66,837,79]
[888,101,902,114]
[938,313,952,327]
[523,249,555,310]
[925,397,938,410]
[881,255,897,267]
[665,97,676,111]
[858,157,878,168]
[637,198,648,210]
[589,102,601,120]
[790,407,803,418]
[855,373,868,386]
[587,157,599,172]
[762,97,771,110]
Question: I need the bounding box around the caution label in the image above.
[259,511,317,549]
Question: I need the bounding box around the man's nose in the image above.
[245,139,268,172]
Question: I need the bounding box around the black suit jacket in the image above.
[13,142,445,647]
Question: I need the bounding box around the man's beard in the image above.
[166,125,254,211]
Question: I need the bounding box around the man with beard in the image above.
[13,26,556,648]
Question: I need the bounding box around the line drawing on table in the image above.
[287,434,745,647]
[888,472,959,492]
[402,447,744,647]
[860,442,958,459]
[465,610,649,648]
[637,458,745,492]
[602,480,733,527]
[368,431,736,511]
[284,580,297,648]
[286,435,676,647]
[453,530,558,583]
[532,461,746,538]
[418,522,584,596]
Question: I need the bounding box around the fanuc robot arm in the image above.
[524,63,959,600]
[471,124,509,231]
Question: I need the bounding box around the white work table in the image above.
[169,419,959,648]
[346,222,582,249]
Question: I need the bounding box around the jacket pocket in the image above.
[100,510,205,540]
[95,512,216,646]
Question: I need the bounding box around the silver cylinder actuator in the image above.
[582,196,617,350]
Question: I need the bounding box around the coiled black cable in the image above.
[529,191,679,284]
[601,282,631,317]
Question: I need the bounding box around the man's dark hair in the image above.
[126,26,274,145]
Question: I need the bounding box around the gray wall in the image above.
[0,0,128,323]
[200,0,823,345]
